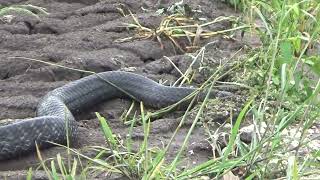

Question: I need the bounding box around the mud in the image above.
[0,0,247,179]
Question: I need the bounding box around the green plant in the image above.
[0,4,48,22]
[219,0,320,178]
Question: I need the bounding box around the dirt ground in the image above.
[0,0,249,179]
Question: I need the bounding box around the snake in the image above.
[0,71,223,161]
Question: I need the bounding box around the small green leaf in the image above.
[310,59,320,76]
[287,156,299,180]
[279,41,293,64]
[57,153,66,176]
[293,71,302,90]
[289,37,301,53]
[272,75,280,85]
[70,158,78,178]
[292,4,300,17]
[223,99,253,158]
[51,160,59,180]
[96,112,118,150]
[26,167,33,180]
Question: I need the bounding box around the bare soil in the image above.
[0,0,248,179]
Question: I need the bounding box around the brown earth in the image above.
[0,0,249,179]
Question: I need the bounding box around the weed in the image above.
[0,4,48,23]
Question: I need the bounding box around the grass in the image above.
[115,4,248,53]
[3,0,320,179]
[223,0,320,179]
[0,4,48,23]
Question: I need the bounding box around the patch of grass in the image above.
[0,4,48,23]
[221,0,320,179]
[115,4,248,53]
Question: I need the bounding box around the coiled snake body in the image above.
[0,71,206,160]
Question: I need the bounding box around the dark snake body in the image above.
[0,71,201,160]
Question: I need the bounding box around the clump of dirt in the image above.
[0,0,248,179]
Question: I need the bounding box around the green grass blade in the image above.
[222,99,253,160]
[50,160,59,180]
[26,167,33,180]
[96,112,118,151]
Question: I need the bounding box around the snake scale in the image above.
[0,71,218,161]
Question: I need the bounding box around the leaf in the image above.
[272,75,280,86]
[279,41,293,64]
[223,99,253,159]
[271,0,281,10]
[0,7,40,19]
[292,4,300,17]
[70,158,78,178]
[293,71,302,90]
[310,58,320,76]
[26,168,33,180]
[57,153,66,176]
[289,37,301,54]
[303,79,313,99]
[287,156,299,180]
[96,112,118,150]
[50,161,59,180]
